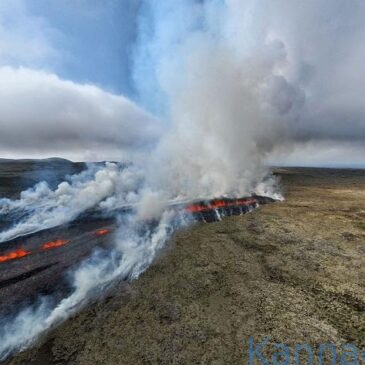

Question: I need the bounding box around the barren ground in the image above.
[8,168,365,364]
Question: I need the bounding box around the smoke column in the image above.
[133,0,302,200]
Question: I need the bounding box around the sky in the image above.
[0,0,364,167]
[0,0,160,161]
[0,0,140,94]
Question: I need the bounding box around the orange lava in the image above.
[0,249,30,263]
[95,229,111,237]
[186,198,257,213]
[41,239,69,250]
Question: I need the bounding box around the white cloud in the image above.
[0,67,161,161]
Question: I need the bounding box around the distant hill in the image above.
[0,159,87,199]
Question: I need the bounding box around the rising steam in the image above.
[135,1,302,199]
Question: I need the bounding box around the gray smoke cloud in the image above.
[261,0,365,143]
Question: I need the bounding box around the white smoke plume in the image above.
[134,1,301,200]
[0,163,144,242]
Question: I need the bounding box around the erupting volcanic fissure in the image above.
[185,196,275,223]
[0,196,274,265]
[186,197,258,213]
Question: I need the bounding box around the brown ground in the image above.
[8,168,365,364]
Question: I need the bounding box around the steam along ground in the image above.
[5,167,365,364]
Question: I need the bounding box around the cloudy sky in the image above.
[0,0,156,161]
[0,0,364,166]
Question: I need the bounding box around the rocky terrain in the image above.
[6,167,365,364]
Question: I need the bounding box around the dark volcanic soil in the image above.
[6,168,365,364]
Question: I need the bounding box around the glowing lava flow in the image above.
[0,249,30,263]
[95,229,111,237]
[186,198,257,213]
[41,239,69,250]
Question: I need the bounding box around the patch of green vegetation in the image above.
[357,222,365,231]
